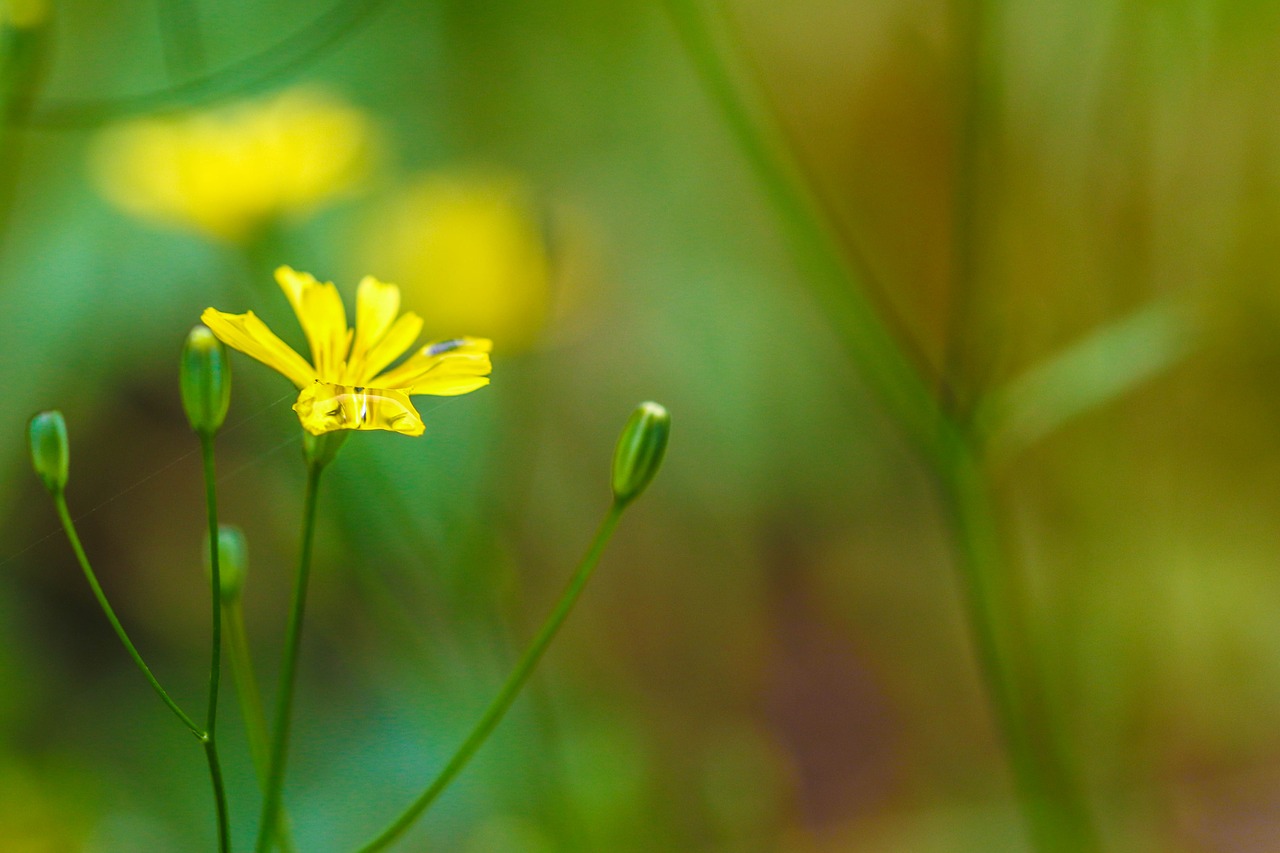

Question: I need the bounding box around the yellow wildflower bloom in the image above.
[203,267,492,437]
[92,88,373,242]
[367,174,552,352]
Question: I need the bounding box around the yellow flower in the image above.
[0,0,46,27]
[91,88,374,242]
[203,267,492,437]
[1,0,47,28]
[365,174,552,352]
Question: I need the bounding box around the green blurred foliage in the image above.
[2,0,1280,851]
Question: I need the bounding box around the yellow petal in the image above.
[275,266,349,381]
[372,336,493,389]
[343,276,403,383]
[408,375,491,397]
[357,312,423,383]
[201,308,316,388]
[355,276,400,350]
[292,382,425,436]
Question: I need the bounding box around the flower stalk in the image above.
[51,492,206,739]
[183,324,234,853]
[355,402,668,851]
[255,459,325,853]
[214,526,298,852]
[357,503,626,853]
[199,434,231,853]
[29,411,203,738]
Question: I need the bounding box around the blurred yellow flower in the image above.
[203,266,491,436]
[91,88,373,242]
[1,0,48,28]
[367,174,552,352]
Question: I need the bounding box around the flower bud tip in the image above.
[611,401,670,506]
[28,409,68,494]
[181,324,231,435]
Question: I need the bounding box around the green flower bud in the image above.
[180,325,231,435]
[611,401,670,506]
[205,525,248,604]
[302,428,349,470]
[28,409,68,494]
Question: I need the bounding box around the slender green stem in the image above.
[226,601,271,776]
[663,0,943,467]
[941,0,1003,414]
[255,463,324,853]
[0,20,49,254]
[938,430,1099,852]
[52,493,204,739]
[155,0,208,80]
[355,504,626,853]
[226,601,299,853]
[21,0,393,129]
[664,3,1099,850]
[200,434,231,853]
[941,0,1098,847]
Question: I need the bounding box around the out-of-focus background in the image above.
[2,0,1280,850]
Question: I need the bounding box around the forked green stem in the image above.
[355,503,626,853]
[663,2,1099,849]
[199,434,231,853]
[255,463,325,853]
[52,494,204,739]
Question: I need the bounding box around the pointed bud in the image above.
[302,429,349,470]
[28,409,68,494]
[611,401,670,506]
[181,325,231,435]
[205,525,248,604]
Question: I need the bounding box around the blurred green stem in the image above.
[354,503,626,853]
[52,494,204,739]
[938,430,1099,851]
[226,599,298,853]
[255,462,325,853]
[0,18,50,254]
[21,0,393,129]
[664,2,1099,849]
[155,0,207,80]
[200,436,232,853]
[942,0,1004,411]
[945,0,1097,842]
[664,0,943,468]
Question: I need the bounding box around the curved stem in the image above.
[255,463,324,853]
[21,0,392,128]
[355,503,626,853]
[52,494,204,739]
[200,434,231,853]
